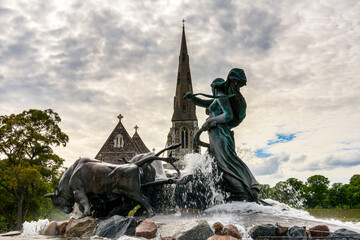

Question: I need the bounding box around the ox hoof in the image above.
[79,213,91,219]
[146,211,155,218]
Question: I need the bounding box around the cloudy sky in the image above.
[1,0,359,186]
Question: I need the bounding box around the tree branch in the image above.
[0,144,11,160]
[0,204,15,230]
[0,182,15,196]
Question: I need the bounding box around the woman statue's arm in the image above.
[202,98,234,130]
[184,92,212,108]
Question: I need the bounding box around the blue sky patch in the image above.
[268,133,297,145]
[255,148,274,158]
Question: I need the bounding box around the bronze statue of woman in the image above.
[184,68,259,202]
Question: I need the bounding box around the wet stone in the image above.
[66,216,96,237]
[221,224,242,239]
[213,222,224,235]
[159,220,213,240]
[276,225,288,236]
[42,221,59,236]
[135,219,157,239]
[96,215,137,238]
[309,225,330,238]
[248,224,276,240]
[287,226,309,240]
[327,228,360,240]
[207,235,239,240]
[118,236,149,240]
[58,221,68,235]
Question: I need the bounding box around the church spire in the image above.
[166,21,199,169]
[171,21,197,121]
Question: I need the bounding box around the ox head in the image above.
[44,186,74,214]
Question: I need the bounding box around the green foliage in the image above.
[306,175,329,208]
[325,183,349,208]
[263,175,360,209]
[259,184,271,199]
[348,174,360,208]
[270,179,306,208]
[0,216,10,233]
[0,109,68,230]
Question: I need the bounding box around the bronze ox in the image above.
[44,145,180,217]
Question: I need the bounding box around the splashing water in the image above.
[183,152,226,205]
[153,153,360,237]
[19,153,360,238]
[21,219,49,236]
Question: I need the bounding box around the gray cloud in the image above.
[0,0,359,185]
[292,154,307,163]
[323,152,360,168]
[250,153,290,176]
[300,150,360,172]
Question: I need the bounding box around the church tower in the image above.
[166,22,199,169]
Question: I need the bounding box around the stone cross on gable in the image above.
[117,114,123,122]
[182,19,185,27]
[134,125,139,132]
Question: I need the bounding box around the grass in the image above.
[306,209,360,222]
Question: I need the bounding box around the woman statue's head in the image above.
[211,78,225,95]
[227,68,247,88]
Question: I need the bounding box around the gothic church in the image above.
[95,23,198,167]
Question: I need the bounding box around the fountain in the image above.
[17,152,360,239]
[12,68,360,239]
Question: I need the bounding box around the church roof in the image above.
[132,126,150,153]
[95,114,149,163]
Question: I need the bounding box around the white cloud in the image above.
[0,0,359,186]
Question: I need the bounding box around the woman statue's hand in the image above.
[201,119,217,131]
[184,92,194,99]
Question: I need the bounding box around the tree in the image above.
[306,175,329,208]
[259,184,271,199]
[325,183,349,208]
[348,174,360,208]
[0,109,68,230]
[270,178,306,208]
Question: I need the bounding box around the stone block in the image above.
[58,221,68,235]
[327,228,360,240]
[275,225,288,236]
[135,219,157,239]
[221,224,242,239]
[213,222,223,235]
[65,216,96,237]
[309,225,330,238]
[42,221,59,236]
[248,224,276,240]
[96,215,137,239]
[287,226,309,240]
[159,220,213,240]
[207,235,238,240]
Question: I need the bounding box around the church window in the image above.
[114,134,124,148]
[181,128,189,148]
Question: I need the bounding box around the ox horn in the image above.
[54,187,61,196]
[44,193,54,198]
